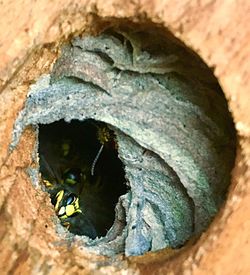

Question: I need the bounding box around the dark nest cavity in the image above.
[38,120,127,238]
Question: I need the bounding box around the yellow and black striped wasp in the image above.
[40,154,98,238]
[39,120,126,239]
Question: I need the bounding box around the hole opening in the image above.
[38,119,127,239]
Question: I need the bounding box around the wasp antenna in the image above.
[40,154,61,183]
[91,144,104,176]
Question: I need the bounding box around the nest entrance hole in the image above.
[38,119,127,238]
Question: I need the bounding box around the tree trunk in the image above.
[0,0,249,274]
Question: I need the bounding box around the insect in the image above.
[41,153,98,237]
[91,124,116,176]
[41,156,81,214]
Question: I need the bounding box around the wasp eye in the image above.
[66,194,76,205]
[63,168,81,185]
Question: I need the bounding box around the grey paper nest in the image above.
[11,30,236,256]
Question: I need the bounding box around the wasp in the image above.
[40,154,98,238]
[91,124,117,176]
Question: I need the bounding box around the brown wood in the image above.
[0,0,249,274]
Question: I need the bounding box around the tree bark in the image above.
[0,0,249,274]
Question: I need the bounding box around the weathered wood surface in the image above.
[0,0,249,274]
